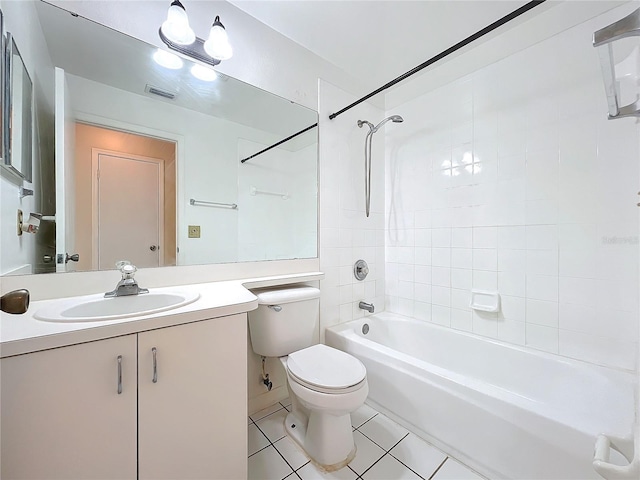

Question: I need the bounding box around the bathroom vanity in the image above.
[0,272,322,479]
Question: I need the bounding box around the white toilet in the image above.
[248,286,368,470]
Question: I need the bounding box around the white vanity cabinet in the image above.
[1,334,138,479]
[0,314,247,480]
[138,314,247,479]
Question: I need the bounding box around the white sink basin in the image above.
[34,291,200,322]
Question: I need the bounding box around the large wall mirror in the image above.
[0,1,318,276]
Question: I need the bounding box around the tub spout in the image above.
[359,301,374,313]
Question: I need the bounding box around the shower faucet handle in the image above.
[354,259,369,281]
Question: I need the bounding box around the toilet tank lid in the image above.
[253,286,320,305]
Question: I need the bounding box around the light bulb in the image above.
[153,49,183,69]
[204,16,233,60]
[160,1,196,45]
[191,64,218,82]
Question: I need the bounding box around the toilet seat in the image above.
[286,344,367,394]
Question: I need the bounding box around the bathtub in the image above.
[325,312,637,480]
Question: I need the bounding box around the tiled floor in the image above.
[248,400,486,480]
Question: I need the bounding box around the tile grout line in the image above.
[428,457,449,480]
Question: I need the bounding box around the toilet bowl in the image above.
[280,344,368,469]
[247,286,369,470]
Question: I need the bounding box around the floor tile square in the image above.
[351,403,378,428]
[297,462,358,480]
[280,396,292,408]
[390,433,446,478]
[361,454,422,479]
[248,445,294,480]
[432,458,484,480]
[348,430,386,475]
[274,436,310,471]
[256,408,289,443]
[251,403,285,422]
[358,413,409,450]
[249,423,271,456]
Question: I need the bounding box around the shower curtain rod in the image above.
[328,0,547,120]
[241,0,545,164]
[240,123,318,163]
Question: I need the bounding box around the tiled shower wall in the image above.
[384,4,640,371]
[318,80,386,339]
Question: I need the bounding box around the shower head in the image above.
[371,114,404,133]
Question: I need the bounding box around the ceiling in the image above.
[228,0,536,86]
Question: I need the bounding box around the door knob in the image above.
[150,245,159,252]
[65,253,79,263]
[43,255,54,263]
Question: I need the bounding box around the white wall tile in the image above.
[451,248,472,269]
[526,274,558,302]
[472,311,498,338]
[473,227,498,248]
[473,249,497,271]
[526,324,558,353]
[498,221,526,246]
[451,268,472,290]
[382,9,639,371]
[498,318,526,345]
[559,329,636,371]
[526,299,559,327]
[432,305,451,326]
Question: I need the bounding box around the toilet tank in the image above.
[248,286,320,357]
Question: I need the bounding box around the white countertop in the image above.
[0,272,323,358]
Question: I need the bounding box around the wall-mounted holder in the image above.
[470,290,501,313]
[592,433,639,479]
[19,212,42,235]
[593,7,640,119]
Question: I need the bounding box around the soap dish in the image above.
[470,290,501,313]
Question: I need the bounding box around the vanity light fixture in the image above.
[158,1,233,67]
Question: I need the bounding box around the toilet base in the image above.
[284,411,356,471]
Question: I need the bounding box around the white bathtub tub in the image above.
[325,312,636,480]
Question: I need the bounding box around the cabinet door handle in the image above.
[152,347,158,383]
[117,355,123,394]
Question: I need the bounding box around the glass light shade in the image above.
[204,23,233,60]
[191,64,218,81]
[153,49,183,69]
[160,3,196,45]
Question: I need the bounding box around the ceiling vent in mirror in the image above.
[145,85,176,100]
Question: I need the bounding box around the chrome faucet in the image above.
[359,301,375,313]
[105,261,149,298]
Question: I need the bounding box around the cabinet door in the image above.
[138,314,247,480]
[0,335,137,479]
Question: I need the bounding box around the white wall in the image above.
[0,0,54,276]
[317,80,386,341]
[67,73,297,266]
[384,3,640,372]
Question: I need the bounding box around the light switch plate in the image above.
[188,225,201,238]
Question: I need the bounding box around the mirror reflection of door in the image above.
[75,124,176,271]
[93,150,163,270]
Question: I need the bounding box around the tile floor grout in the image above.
[249,401,484,480]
